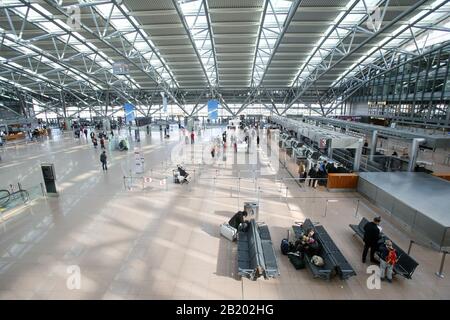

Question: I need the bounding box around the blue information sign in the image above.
[124,103,135,123]
[207,99,219,120]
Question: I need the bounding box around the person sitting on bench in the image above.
[295,228,320,256]
[378,240,398,283]
[228,210,248,231]
[175,165,189,184]
[362,216,381,264]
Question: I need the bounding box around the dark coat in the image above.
[363,221,380,246]
[100,153,107,163]
[229,211,245,229]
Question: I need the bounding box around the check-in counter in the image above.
[5,132,25,141]
[327,173,359,190]
[432,173,450,182]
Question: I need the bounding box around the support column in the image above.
[354,139,363,172]
[408,138,426,172]
[369,130,378,161]
[327,138,333,159]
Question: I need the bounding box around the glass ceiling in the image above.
[178,0,217,86]
[331,0,450,88]
[4,1,152,98]
[253,0,292,87]
[93,1,179,88]
[290,0,382,87]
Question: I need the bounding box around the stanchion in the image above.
[285,186,288,203]
[40,182,46,197]
[238,177,241,195]
[436,251,447,278]
[257,186,261,207]
[407,240,414,255]
[354,199,360,218]
[323,199,338,217]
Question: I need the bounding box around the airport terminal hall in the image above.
[1,0,450,303]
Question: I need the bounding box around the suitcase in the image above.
[220,223,237,241]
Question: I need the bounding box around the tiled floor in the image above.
[0,127,449,300]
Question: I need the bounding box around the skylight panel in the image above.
[111,18,134,31]
[290,0,386,87]
[178,0,217,85]
[251,0,296,86]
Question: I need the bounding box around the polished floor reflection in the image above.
[0,127,449,299]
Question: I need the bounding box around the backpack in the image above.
[288,252,305,270]
[281,239,290,255]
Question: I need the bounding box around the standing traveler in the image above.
[100,151,108,171]
[308,164,318,188]
[83,128,88,138]
[257,135,260,148]
[378,240,398,283]
[298,161,306,183]
[362,216,382,263]
[190,130,195,144]
[92,137,98,149]
[100,137,105,149]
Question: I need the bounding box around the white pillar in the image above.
[369,130,378,161]
[354,139,364,172]
[408,138,426,172]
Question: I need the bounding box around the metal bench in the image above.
[292,220,337,281]
[237,219,279,280]
[349,217,419,279]
[314,225,356,280]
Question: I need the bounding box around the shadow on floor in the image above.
[215,236,240,280]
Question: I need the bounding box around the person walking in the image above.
[100,137,105,149]
[257,135,260,148]
[83,128,88,139]
[378,240,398,283]
[92,137,98,149]
[190,130,195,144]
[100,151,108,171]
[362,216,382,263]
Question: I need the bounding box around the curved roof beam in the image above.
[38,0,189,115]
[282,0,430,115]
[173,0,218,88]
[235,0,302,115]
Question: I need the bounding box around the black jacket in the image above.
[363,222,380,246]
[308,168,317,178]
[100,153,107,163]
[229,211,245,229]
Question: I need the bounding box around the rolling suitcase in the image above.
[220,223,237,241]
